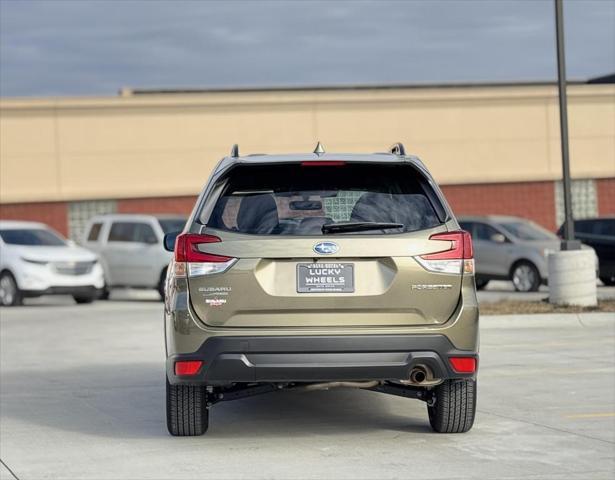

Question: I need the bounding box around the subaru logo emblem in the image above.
[313,241,339,255]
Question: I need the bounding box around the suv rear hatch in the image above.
[184,161,470,328]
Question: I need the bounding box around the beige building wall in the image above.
[1,84,614,204]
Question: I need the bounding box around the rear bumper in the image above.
[166,334,478,385]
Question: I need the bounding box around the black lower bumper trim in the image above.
[167,334,478,385]
[22,286,100,298]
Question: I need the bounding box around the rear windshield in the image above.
[203,163,446,235]
[0,228,67,246]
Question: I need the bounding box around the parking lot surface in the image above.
[1,300,614,480]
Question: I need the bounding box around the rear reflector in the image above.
[449,357,477,374]
[301,161,346,167]
[175,360,203,376]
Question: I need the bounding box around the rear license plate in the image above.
[297,263,354,293]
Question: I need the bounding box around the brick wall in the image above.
[117,196,198,215]
[441,181,557,231]
[0,201,69,236]
[596,178,615,215]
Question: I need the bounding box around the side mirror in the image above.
[491,233,507,244]
[163,231,180,252]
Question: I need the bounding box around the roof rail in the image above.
[230,144,239,157]
[389,143,406,156]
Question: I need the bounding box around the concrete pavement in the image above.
[0,300,614,479]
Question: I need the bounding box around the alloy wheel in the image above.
[0,275,16,306]
[512,264,537,292]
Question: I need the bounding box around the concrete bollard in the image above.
[548,249,597,306]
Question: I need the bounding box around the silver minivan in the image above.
[83,214,186,299]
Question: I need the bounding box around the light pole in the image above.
[548,0,596,306]
[554,0,580,250]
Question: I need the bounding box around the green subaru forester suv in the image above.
[163,143,479,436]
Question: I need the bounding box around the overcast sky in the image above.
[0,0,614,97]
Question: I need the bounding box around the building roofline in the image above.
[120,79,594,97]
[2,81,612,107]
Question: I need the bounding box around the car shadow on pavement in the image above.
[19,298,161,307]
[1,362,432,440]
[106,298,162,303]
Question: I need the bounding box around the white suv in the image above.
[0,220,104,306]
[82,214,186,299]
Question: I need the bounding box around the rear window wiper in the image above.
[321,222,404,234]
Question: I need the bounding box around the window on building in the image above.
[68,200,117,241]
[555,180,598,228]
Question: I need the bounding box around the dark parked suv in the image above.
[558,217,615,285]
[163,143,479,436]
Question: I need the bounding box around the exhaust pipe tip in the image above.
[410,366,428,384]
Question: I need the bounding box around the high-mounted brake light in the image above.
[301,161,346,167]
[173,233,237,277]
[414,231,474,275]
[175,360,203,376]
[449,357,477,374]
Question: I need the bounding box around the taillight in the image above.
[415,231,474,275]
[173,233,237,277]
[449,357,477,374]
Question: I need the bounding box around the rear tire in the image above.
[511,261,540,292]
[428,379,476,433]
[158,267,168,301]
[73,294,96,304]
[98,286,111,300]
[0,271,23,307]
[166,378,209,436]
[599,275,615,286]
[475,278,489,290]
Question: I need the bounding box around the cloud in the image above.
[0,0,613,96]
